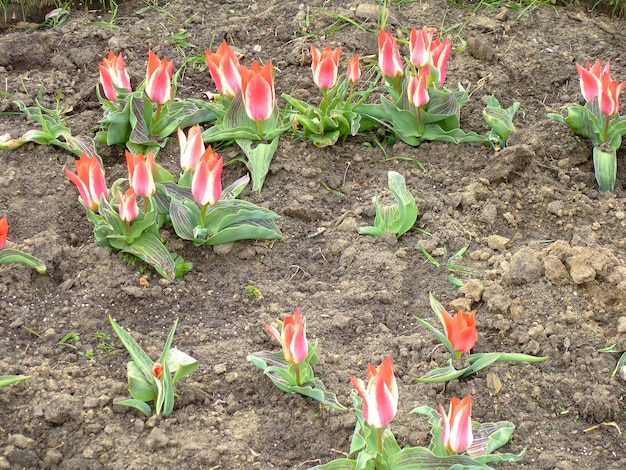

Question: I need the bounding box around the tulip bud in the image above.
[151,363,164,379]
[0,215,7,250]
[191,147,223,207]
[378,30,403,78]
[205,40,242,97]
[239,61,275,122]
[126,150,156,197]
[310,45,342,89]
[178,124,205,171]
[264,309,309,365]
[118,188,139,222]
[439,395,473,453]
[65,153,109,210]
[346,56,361,84]
[440,306,477,354]
[350,355,398,429]
[145,49,174,104]
[98,51,132,101]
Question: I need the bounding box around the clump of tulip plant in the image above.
[0,215,46,273]
[357,27,519,148]
[548,60,626,191]
[311,356,525,469]
[414,294,547,383]
[109,316,198,417]
[247,309,345,410]
[282,46,373,147]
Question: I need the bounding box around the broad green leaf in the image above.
[389,446,492,470]
[387,171,418,238]
[122,232,175,281]
[109,316,156,385]
[199,219,282,245]
[307,459,358,470]
[468,352,548,364]
[592,146,617,192]
[168,348,199,384]
[114,399,153,417]
[414,361,467,383]
[0,375,30,388]
[0,248,46,274]
[236,136,280,191]
[127,360,157,402]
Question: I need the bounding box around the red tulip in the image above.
[118,188,139,222]
[191,147,223,206]
[346,56,361,84]
[264,309,309,365]
[239,61,275,122]
[439,395,473,453]
[407,68,430,108]
[145,49,174,104]
[410,27,435,68]
[430,37,451,85]
[378,30,404,78]
[151,363,164,379]
[351,356,398,429]
[65,153,109,210]
[98,51,132,101]
[310,45,342,89]
[0,215,7,250]
[178,124,205,171]
[440,306,477,354]
[126,150,156,197]
[205,40,242,97]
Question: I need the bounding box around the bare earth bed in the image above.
[0,0,625,469]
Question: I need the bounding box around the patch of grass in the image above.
[448,0,556,21]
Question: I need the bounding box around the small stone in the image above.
[213,243,234,255]
[145,428,169,451]
[8,434,36,449]
[504,246,542,285]
[214,363,227,374]
[225,372,238,383]
[569,254,596,284]
[486,235,510,251]
[486,372,503,395]
[616,316,626,334]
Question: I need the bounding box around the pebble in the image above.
[214,363,227,374]
[504,246,542,285]
[486,234,510,251]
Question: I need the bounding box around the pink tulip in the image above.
[407,68,430,108]
[145,49,174,104]
[264,309,309,365]
[378,30,404,78]
[126,150,156,197]
[599,74,625,116]
[351,356,398,429]
[346,56,361,84]
[117,188,139,222]
[205,40,242,97]
[239,61,275,122]
[430,37,451,85]
[178,124,205,171]
[65,153,109,210]
[439,395,473,453]
[310,45,342,89]
[576,60,607,102]
[0,215,7,250]
[191,147,223,206]
[98,51,132,101]
[410,27,435,68]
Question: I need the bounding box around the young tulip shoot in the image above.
[441,306,477,358]
[0,215,7,250]
[264,309,308,384]
[98,51,132,101]
[205,40,242,97]
[65,153,109,210]
[439,395,473,454]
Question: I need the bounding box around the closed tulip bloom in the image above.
[310,45,342,89]
[599,74,625,116]
[205,40,242,97]
[178,125,205,171]
[0,215,7,250]
[98,51,132,101]
[145,49,174,104]
[441,306,477,354]
[239,61,275,122]
[65,153,109,210]
[117,188,139,222]
[576,60,607,102]
[151,363,164,379]
[407,68,430,108]
[192,147,223,206]
[264,309,309,365]
[431,37,451,85]
[346,55,361,84]
[350,356,398,429]
[126,150,156,197]
[378,30,404,78]
[439,395,473,453]
[410,27,434,68]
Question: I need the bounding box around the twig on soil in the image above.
[583,421,622,437]
[288,264,309,282]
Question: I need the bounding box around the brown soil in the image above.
[1,1,626,469]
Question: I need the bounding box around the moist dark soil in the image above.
[1,1,626,469]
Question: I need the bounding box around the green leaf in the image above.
[109,316,156,386]
[307,459,358,470]
[114,399,152,417]
[236,137,280,191]
[387,171,418,238]
[0,375,30,388]
[168,348,199,384]
[246,348,346,410]
[389,446,493,470]
[121,232,175,280]
[483,96,520,147]
[592,146,617,192]
[0,248,46,274]
[127,360,157,402]
[414,361,468,383]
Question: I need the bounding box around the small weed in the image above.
[95,331,116,355]
[418,243,477,289]
[59,331,80,348]
[245,285,263,305]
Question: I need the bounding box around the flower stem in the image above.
[294,363,301,386]
[143,196,150,213]
[417,107,423,135]
[376,427,383,455]
[200,203,208,224]
[155,103,163,124]
[256,119,264,140]
[603,114,610,143]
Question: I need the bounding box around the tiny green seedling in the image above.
[0,375,29,388]
[109,316,198,417]
[245,285,263,305]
